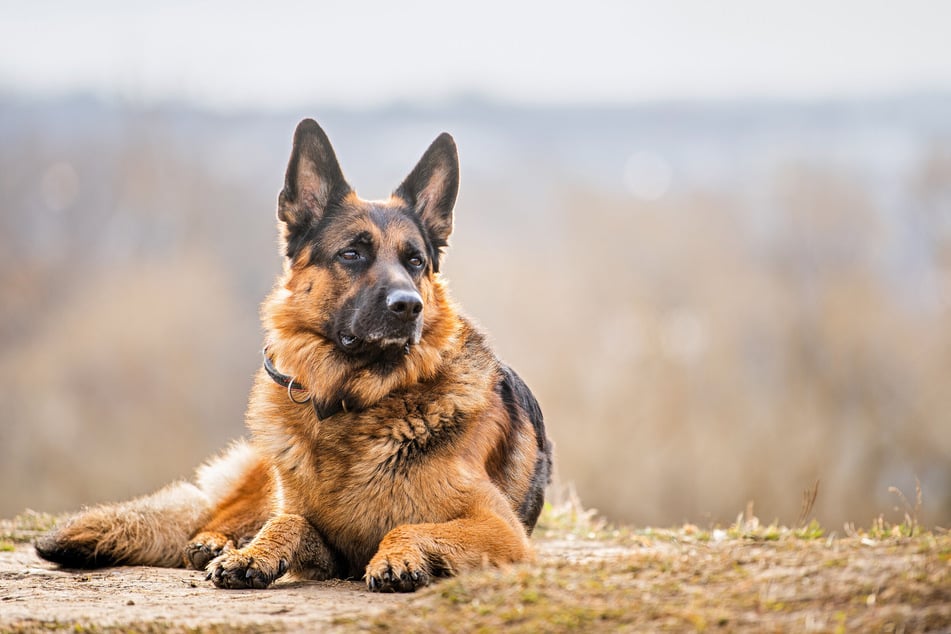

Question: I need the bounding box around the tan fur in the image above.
[35,480,207,567]
[35,120,551,593]
[241,310,519,573]
[36,442,268,568]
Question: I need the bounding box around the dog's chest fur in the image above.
[253,326,498,568]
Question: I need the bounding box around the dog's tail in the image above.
[35,440,259,568]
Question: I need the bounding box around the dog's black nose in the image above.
[386,289,423,321]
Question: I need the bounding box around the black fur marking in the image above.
[497,369,526,434]
[284,198,348,262]
[320,542,352,580]
[491,371,526,488]
[313,397,347,420]
[285,219,315,262]
[34,536,122,569]
[498,364,551,533]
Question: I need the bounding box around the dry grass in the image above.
[356,534,950,633]
[0,509,58,544]
[352,499,951,633]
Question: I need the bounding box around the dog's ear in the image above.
[395,133,459,268]
[278,119,351,229]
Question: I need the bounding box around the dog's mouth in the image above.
[337,331,415,358]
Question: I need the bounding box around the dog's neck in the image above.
[261,347,352,420]
[260,280,463,418]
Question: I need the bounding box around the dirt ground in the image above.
[1,540,391,631]
[0,530,628,632]
[1,510,949,633]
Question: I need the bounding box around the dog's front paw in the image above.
[365,544,432,593]
[208,549,287,590]
[184,531,233,570]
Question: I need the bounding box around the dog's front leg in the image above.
[365,487,532,592]
[208,513,333,589]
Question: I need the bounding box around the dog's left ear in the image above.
[395,133,459,269]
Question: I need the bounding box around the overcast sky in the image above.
[2,1,950,110]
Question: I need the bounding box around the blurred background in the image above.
[2,1,950,529]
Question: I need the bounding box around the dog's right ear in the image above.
[278,119,351,229]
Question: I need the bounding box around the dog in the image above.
[35,119,552,592]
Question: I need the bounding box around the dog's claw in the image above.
[207,552,278,590]
[366,554,431,592]
[184,533,235,570]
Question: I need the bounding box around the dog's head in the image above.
[264,119,460,408]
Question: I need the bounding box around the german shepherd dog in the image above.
[35,120,552,592]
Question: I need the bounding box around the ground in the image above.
[1,504,949,633]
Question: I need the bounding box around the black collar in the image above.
[263,348,306,392]
[262,347,350,420]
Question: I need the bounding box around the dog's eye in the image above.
[338,250,362,262]
[407,255,425,269]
